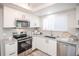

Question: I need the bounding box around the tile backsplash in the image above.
[40,30,71,38]
[2,28,38,38]
[1,27,72,40]
[2,28,16,39]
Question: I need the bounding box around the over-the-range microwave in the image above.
[16,20,30,28]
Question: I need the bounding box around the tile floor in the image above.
[27,49,49,56]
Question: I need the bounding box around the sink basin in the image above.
[44,36,56,39]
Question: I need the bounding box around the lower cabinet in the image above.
[32,37,37,50]
[46,39,57,56]
[32,36,57,56]
[5,41,17,56]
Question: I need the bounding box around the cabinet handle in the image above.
[9,42,16,45]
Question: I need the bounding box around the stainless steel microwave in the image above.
[16,20,30,28]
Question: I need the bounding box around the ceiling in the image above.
[13,3,54,12]
[28,3,46,8]
[33,3,77,16]
[2,3,78,16]
[13,3,78,16]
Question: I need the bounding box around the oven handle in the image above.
[18,39,32,42]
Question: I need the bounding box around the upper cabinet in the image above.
[3,6,16,28]
[3,6,40,28]
[3,6,30,28]
[30,15,40,27]
[76,6,79,28]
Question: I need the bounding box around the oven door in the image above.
[18,39,32,54]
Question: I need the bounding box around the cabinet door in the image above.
[30,15,40,27]
[32,37,44,51]
[76,6,79,28]
[36,37,57,56]
[3,6,16,28]
[32,37,37,50]
[47,39,57,56]
[5,42,17,56]
[40,38,48,53]
[42,38,49,54]
[3,6,29,28]
[36,37,45,51]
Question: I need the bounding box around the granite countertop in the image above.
[32,34,79,45]
[3,38,17,44]
[57,38,79,45]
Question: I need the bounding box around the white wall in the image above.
[67,9,76,34]
[40,9,76,35]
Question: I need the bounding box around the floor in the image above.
[18,49,49,56]
[27,49,49,56]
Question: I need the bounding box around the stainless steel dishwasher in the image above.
[57,41,76,56]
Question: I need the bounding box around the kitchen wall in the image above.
[0,5,77,39]
[0,5,77,38]
[39,8,76,38]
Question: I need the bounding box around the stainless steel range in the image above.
[13,32,32,54]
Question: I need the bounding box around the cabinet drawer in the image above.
[6,51,17,56]
[5,42,17,56]
[5,42,17,51]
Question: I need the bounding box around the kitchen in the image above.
[0,3,79,56]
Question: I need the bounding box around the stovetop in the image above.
[13,32,32,42]
[13,35,32,40]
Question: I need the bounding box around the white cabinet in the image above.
[32,37,37,50]
[30,15,40,27]
[3,6,16,28]
[5,41,17,56]
[46,39,57,56]
[3,6,40,28]
[36,37,46,51]
[32,36,44,51]
[41,38,57,56]
[3,6,30,28]
[76,6,79,28]
[32,36,57,56]
[1,39,18,56]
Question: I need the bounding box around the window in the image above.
[43,15,55,30]
[54,14,68,31]
[42,13,68,31]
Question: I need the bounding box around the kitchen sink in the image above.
[44,36,56,39]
